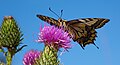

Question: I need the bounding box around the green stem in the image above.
[6,48,15,65]
[6,51,12,65]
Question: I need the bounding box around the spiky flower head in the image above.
[37,25,71,50]
[0,16,26,65]
[0,16,23,48]
[23,50,41,65]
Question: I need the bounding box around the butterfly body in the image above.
[37,14,109,49]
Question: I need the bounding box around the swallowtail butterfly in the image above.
[37,8,110,49]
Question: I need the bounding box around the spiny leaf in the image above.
[15,45,27,53]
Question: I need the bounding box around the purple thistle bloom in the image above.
[23,50,41,65]
[37,25,71,50]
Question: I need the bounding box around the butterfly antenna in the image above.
[49,7,59,18]
[60,10,63,18]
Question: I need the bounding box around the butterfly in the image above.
[36,8,110,49]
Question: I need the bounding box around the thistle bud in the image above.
[0,16,23,48]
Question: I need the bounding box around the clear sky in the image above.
[0,0,120,65]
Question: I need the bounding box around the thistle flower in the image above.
[35,25,71,65]
[37,26,71,50]
[23,50,41,65]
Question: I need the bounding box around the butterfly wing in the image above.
[66,18,109,49]
[37,14,60,26]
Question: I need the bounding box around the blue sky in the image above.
[0,0,120,65]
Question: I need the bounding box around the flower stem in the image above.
[6,51,12,65]
[6,48,15,65]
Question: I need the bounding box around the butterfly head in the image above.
[58,18,63,22]
[57,18,67,28]
[58,18,67,22]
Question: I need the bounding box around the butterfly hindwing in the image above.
[66,22,88,49]
[66,20,93,49]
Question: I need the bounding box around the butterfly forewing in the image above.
[37,14,60,26]
[79,18,109,29]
